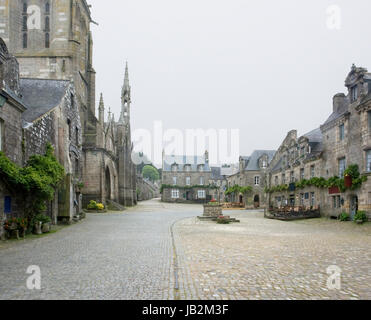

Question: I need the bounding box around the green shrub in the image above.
[354,211,367,223]
[34,214,51,224]
[217,219,230,224]
[339,212,350,222]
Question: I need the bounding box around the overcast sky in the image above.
[89,0,371,163]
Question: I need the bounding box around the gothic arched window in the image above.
[23,33,27,49]
[22,16,27,31]
[45,2,50,14]
[45,16,50,31]
[23,2,27,13]
[45,33,50,48]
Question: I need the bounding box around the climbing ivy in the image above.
[0,143,65,220]
[225,185,252,196]
[265,164,367,194]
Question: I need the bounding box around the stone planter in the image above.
[203,205,223,217]
[34,222,42,235]
[42,223,51,233]
[356,220,364,225]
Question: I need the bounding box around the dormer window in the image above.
[171,164,178,172]
[198,165,204,172]
[351,85,358,102]
[184,165,191,172]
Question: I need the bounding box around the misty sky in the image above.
[89,0,371,163]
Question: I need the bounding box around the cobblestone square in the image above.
[0,200,370,300]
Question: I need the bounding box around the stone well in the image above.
[203,205,223,217]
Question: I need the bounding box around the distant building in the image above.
[161,151,214,203]
[226,150,275,208]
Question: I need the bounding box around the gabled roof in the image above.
[20,79,70,123]
[163,155,211,172]
[244,150,276,171]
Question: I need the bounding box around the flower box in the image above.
[328,186,340,194]
[344,175,352,188]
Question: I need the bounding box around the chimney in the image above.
[333,93,346,113]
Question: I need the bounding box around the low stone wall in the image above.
[203,205,223,217]
[265,209,321,221]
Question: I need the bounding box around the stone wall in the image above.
[136,175,160,201]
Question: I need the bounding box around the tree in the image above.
[142,165,160,182]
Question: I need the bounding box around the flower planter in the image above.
[329,186,340,194]
[42,223,51,233]
[344,175,353,188]
[34,222,42,235]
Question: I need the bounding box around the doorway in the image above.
[105,167,111,200]
[254,195,260,208]
[350,195,358,221]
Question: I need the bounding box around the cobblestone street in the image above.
[0,200,370,300]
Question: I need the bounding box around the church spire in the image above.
[99,93,105,124]
[119,61,131,124]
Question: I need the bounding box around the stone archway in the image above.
[105,167,111,200]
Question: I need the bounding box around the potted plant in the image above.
[34,214,52,234]
[17,218,28,238]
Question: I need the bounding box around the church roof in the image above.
[20,79,70,123]
[163,155,211,172]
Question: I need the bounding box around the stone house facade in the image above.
[267,129,323,210]
[267,65,371,220]
[226,151,275,208]
[21,78,83,223]
[208,167,227,203]
[162,151,213,203]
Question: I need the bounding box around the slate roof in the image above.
[211,167,225,180]
[244,150,276,171]
[163,155,211,172]
[20,79,70,123]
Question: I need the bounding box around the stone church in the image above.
[0,0,137,214]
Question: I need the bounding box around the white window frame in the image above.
[366,150,371,172]
[339,124,345,141]
[310,165,315,178]
[171,189,179,199]
[198,189,206,199]
[311,192,315,207]
[254,176,260,186]
[186,177,191,186]
[173,176,177,186]
[200,176,204,186]
[339,158,346,177]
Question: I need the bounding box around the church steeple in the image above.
[119,61,131,124]
[99,93,105,124]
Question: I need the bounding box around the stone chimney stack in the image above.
[333,93,346,113]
